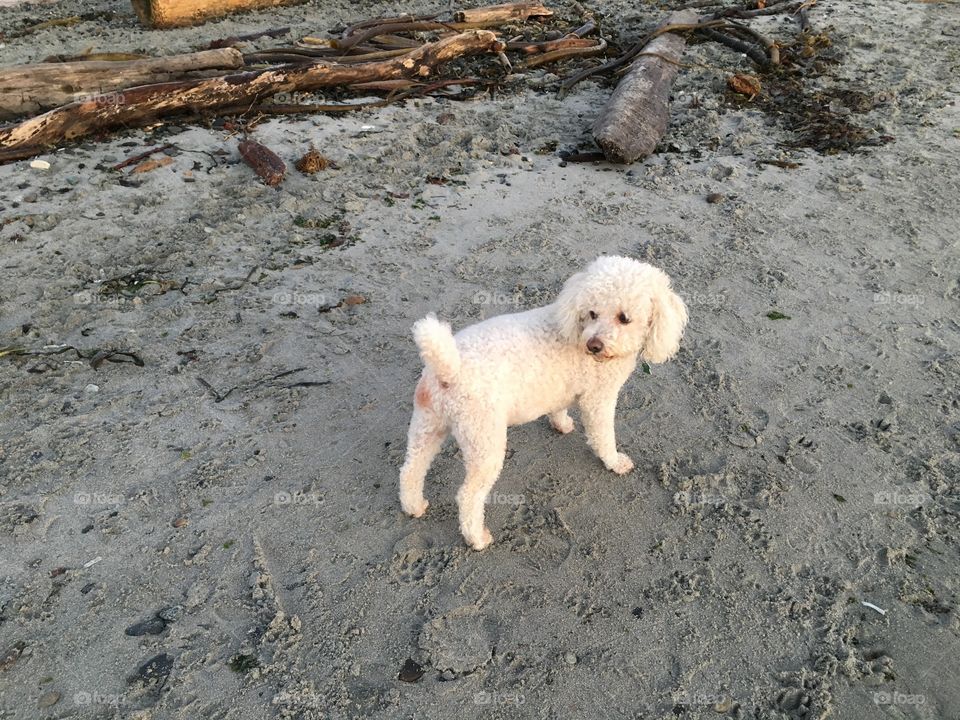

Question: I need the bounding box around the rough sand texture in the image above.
[1,1,959,719]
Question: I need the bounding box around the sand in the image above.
[0,0,959,718]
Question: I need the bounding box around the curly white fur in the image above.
[398,256,688,550]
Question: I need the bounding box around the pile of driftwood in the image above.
[0,0,817,167]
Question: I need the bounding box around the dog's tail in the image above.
[413,314,460,385]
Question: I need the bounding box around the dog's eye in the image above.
[588,310,598,320]
[618,312,631,324]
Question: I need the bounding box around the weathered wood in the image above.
[131,0,306,29]
[507,37,597,54]
[591,10,698,163]
[453,2,553,24]
[239,139,286,186]
[0,31,503,160]
[0,48,244,121]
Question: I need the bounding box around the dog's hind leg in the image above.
[453,421,507,550]
[399,393,448,518]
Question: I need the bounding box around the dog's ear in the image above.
[641,283,688,364]
[553,270,586,343]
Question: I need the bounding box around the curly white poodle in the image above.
[398,255,688,550]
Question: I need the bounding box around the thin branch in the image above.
[696,27,770,67]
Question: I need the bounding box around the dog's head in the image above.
[553,256,688,363]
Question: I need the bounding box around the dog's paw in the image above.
[465,527,494,551]
[401,498,429,518]
[607,453,635,475]
[550,414,575,435]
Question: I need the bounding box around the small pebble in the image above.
[564,652,578,665]
[37,691,60,708]
[84,384,99,394]
[706,193,724,204]
[157,605,184,623]
[30,160,50,170]
[397,658,424,683]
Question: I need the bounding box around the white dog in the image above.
[398,256,688,550]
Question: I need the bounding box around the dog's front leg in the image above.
[579,389,634,475]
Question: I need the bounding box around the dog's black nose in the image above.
[587,337,604,354]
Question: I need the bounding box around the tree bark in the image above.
[591,10,698,164]
[0,31,502,161]
[131,0,307,29]
[0,48,244,121]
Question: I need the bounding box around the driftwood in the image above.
[525,38,606,68]
[591,10,697,163]
[131,0,307,29]
[507,37,597,54]
[0,30,503,161]
[453,2,553,23]
[0,48,244,121]
[238,138,286,186]
[112,143,174,170]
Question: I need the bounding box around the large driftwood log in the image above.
[0,48,244,121]
[0,31,503,161]
[591,10,698,164]
[131,0,306,29]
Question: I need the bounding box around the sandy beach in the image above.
[0,0,959,718]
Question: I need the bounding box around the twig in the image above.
[709,0,801,19]
[10,15,82,37]
[798,0,816,31]
[525,38,607,68]
[254,78,488,115]
[696,27,770,67]
[197,367,326,403]
[633,51,723,71]
[208,27,290,49]
[336,21,460,52]
[560,150,606,162]
[507,37,598,54]
[340,12,440,39]
[724,20,780,64]
[112,143,174,171]
[569,21,597,37]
